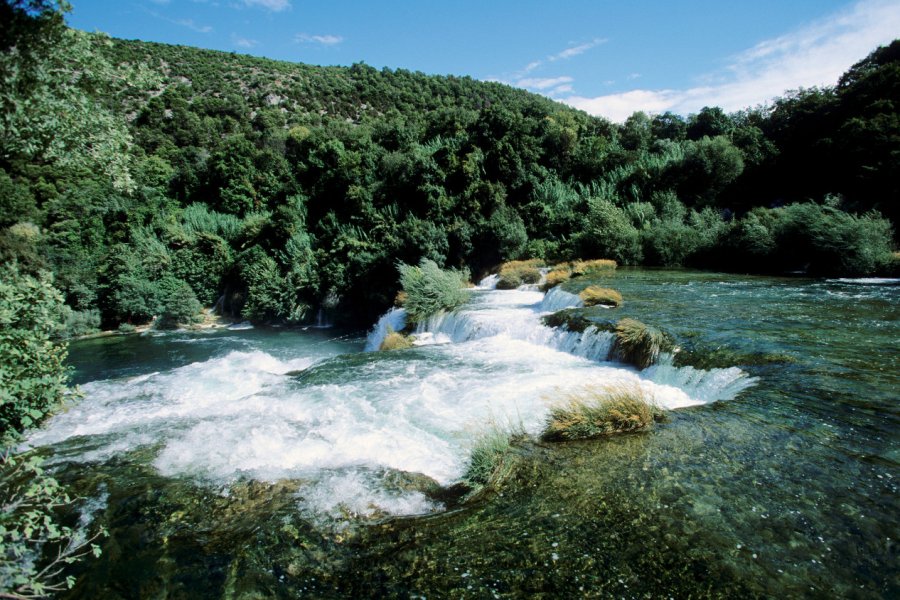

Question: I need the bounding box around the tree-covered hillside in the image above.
[1,1,897,333]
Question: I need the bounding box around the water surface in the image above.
[27,269,899,598]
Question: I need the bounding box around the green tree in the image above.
[0,263,69,436]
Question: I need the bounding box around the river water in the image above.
[25,268,899,598]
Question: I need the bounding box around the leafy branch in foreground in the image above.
[0,450,106,599]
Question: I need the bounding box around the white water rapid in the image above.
[29,278,756,527]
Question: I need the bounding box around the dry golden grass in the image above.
[570,259,617,276]
[542,384,664,441]
[613,318,674,369]
[380,329,414,351]
[539,268,571,291]
[496,259,545,289]
[579,286,623,307]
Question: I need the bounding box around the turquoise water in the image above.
[26,269,899,598]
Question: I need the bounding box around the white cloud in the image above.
[550,38,607,61]
[508,37,607,82]
[566,90,680,122]
[561,0,900,121]
[175,18,213,34]
[232,35,259,48]
[242,0,290,11]
[516,76,574,90]
[550,84,574,96]
[295,33,344,46]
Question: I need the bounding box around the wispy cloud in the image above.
[175,18,213,33]
[516,76,574,90]
[295,33,344,46]
[242,0,291,11]
[142,5,213,33]
[231,34,259,48]
[550,38,607,62]
[562,0,900,121]
[519,37,607,76]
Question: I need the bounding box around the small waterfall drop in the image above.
[540,287,583,312]
[364,307,407,351]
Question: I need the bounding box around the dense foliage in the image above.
[397,259,469,325]
[0,1,897,333]
[0,263,69,436]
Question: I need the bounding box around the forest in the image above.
[1,2,898,596]
[1,3,898,338]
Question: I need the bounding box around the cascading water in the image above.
[29,276,755,528]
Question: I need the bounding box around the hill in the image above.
[1,2,897,332]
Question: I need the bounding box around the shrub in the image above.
[157,277,202,329]
[612,318,675,369]
[579,286,623,307]
[576,198,643,264]
[397,259,470,324]
[542,384,664,441]
[496,259,544,289]
[61,307,101,338]
[0,265,70,436]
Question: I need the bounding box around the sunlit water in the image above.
[24,269,899,598]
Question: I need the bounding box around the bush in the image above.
[612,318,675,369]
[542,384,664,441]
[579,286,623,307]
[777,203,894,275]
[397,259,470,324]
[0,265,70,437]
[576,197,643,264]
[61,307,101,338]
[496,259,543,289]
[156,277,202,329]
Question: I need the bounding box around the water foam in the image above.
[30,282,758,526]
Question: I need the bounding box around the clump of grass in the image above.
[612,318,675,369]
[570,259,617,276]
[539,268,571,291]
[398,259,470,324]
[462,426,522,489]
[496,259,544,289]
[542,384,664,442]
[579,286,623,307]
[394,290,408,307]
[538,259,617,291]
[379,327,414,351]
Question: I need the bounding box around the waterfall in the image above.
[540,287,583,312]
[367,282,755,406]
[364,307,407,351]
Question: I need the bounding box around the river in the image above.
[25,268,899,598]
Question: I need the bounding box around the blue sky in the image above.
[67,0,900,121]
